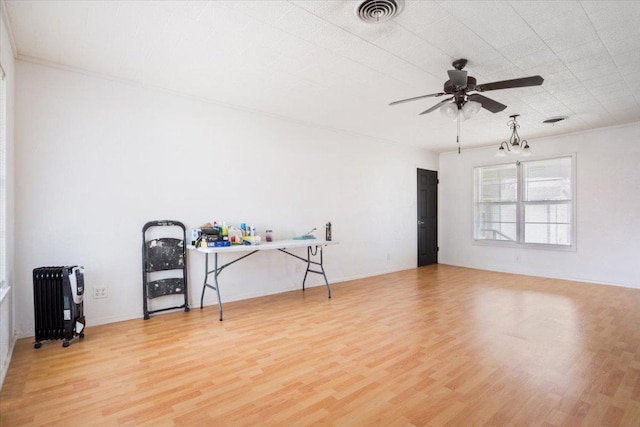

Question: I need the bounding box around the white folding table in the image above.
[188,239,338,320]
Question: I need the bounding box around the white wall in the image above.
[439,123,640,288]
[14,60,438,337]
[0,0,16,388]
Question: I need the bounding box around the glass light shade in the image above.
[522,142,532,156]
[511,141,521,154]
[462,100,481,119]
[440,102,459,120]
[496,146,507,157]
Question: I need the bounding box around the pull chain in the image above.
[457,110,461,154]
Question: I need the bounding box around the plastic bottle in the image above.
[326,222,332,241]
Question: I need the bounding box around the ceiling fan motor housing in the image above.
[445,76,476,93]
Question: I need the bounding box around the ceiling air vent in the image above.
[354,0,405,24]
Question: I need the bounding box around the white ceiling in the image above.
[4,0,640,152]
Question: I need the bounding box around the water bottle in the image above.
[325,222,332,241]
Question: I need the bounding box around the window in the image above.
[0,63,6,289]
[474,155,575,249]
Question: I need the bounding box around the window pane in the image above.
[474,203,517,241]
[523,157,571,201]
[476,165,517,202]
[524,223,571,245]
[524,203,571,245]
[524,203,571,224]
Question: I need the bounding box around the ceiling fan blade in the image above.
[476,75,544,92]
[468,94,507,113]
[419,97,454,115]
[447,69,468,88]
[389,92,445,106]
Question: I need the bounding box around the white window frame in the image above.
[472,153,577,251]
[0,62,6,291]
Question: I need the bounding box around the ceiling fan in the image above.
[389,59,544,118]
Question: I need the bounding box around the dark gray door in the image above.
[417,169,438,266]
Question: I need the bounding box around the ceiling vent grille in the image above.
[354,0,405,23]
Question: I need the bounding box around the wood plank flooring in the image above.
[2,265,640,426]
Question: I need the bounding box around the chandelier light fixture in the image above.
[496,114,531,157]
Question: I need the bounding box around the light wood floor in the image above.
[2,265,640,426]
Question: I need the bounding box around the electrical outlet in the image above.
[93,286,107,299]
[386,253,391,261]
[515,255,521,264]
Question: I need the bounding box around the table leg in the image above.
[213,254,223,321]
[199,252,209,309]
[199,253,224,321]
[302,246,331,299]
[199,250,258,321]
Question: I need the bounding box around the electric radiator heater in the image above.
[33,266,86,348]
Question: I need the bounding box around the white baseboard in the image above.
[438,262,639,290]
